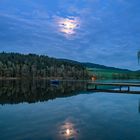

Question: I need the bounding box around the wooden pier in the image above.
[87,82,140,94]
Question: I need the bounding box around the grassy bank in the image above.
[87,68,140,80]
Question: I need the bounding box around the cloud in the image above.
[0,0,140,70]
[53,16,81,40]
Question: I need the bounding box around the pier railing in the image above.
[87,82,140,94]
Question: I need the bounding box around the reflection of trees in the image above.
[0,80,87,104]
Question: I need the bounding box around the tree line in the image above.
[0,52,89,80]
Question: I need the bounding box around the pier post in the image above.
[120,86,122,91]
[95,85,97,90]
[86,83,89,90]
[128,86,130,92]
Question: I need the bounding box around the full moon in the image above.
[57,17,80,35]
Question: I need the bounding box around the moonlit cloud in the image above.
[55,16,80,38]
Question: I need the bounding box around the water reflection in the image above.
[138,99,140,113]
[0,81,140,140]
[59,120,79,140]
[0,80,87,105]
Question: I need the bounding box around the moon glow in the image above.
[58,17,80,36]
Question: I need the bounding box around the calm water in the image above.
[0,80,140,140]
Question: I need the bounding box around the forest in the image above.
[0,52,89,80]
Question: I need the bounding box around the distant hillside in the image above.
[58,59,140,79]
[81,62,131,71]
[58,59,131,71]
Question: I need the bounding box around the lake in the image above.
[0,80,140,140]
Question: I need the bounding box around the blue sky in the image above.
[0,0,140,70]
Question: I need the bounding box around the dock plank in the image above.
[88,82,140,87]
[87,82,140,93]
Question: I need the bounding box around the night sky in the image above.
[0,0,140,70]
